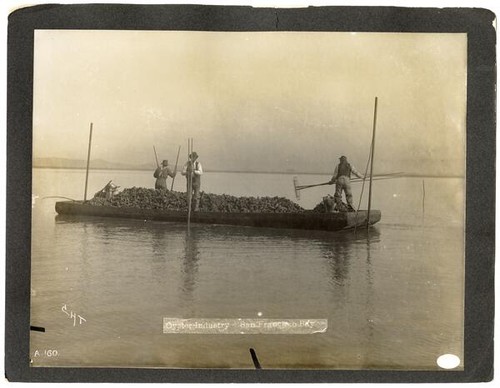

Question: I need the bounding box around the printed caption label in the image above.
[163,318,328,334]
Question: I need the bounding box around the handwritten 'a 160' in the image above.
[62,304,86,326]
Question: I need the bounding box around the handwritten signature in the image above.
[61,304,87,326]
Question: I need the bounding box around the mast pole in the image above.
[367,97,378,226]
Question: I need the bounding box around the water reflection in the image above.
[149,226,173,286]
[150,226,169,257]
[76,222,91,302]
[319,228,380,367]
[320,228,380,287]
[362,233,375,367]
[179,229,200,305]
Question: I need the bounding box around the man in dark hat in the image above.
[154,159,176,191]
[181,151,203,211]
[329,155,364,211]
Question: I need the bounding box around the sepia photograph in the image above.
[4,2,495,383]
[30,28,466,370]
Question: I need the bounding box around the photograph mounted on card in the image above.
[5,4,494,383]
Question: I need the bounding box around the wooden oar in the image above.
[170,145,181,191]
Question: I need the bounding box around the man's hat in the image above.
[162,160,168,165]
[339,155,347,160]
[190,152,199,159]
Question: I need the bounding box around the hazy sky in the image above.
[33,30,466,175]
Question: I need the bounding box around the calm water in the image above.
[30,168,464,369]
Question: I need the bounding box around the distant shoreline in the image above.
[32,166,463,179]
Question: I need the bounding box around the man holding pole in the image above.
[182,152,203,211]
[329,155,364,211]
[154,160,176,191]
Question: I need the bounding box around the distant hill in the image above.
[33,157,152,171]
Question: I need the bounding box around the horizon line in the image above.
[32,165,464,179]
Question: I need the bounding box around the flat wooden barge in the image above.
[55,201,381,232]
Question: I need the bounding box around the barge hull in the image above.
[55,201,381,231]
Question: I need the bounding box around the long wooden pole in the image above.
[170,145,181,191]
[367,97,378,226]
[190,138,194,199]
[83,122,93,202]
[296,173,401,192]
[187,138,192,228]
[153,146,160,168]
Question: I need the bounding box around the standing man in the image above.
[329,155,364,211]
[182,152,203,211]
[154,160,176,191]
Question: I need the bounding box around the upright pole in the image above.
[170,145,182,191]
[153,146,160,168]
[187,138,192,228]
[83,122,93,202]
[190,137,194,203]
[367,97,378,225]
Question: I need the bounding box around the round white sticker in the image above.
[437,354,461,369]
